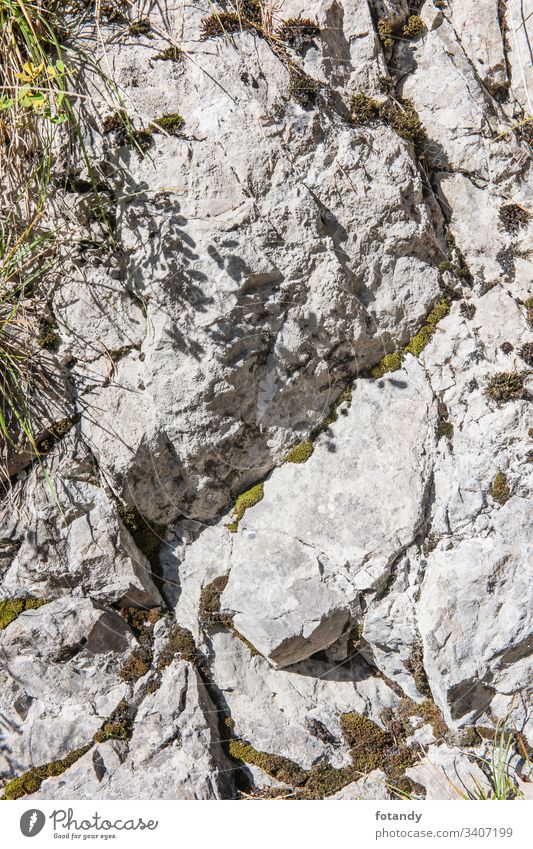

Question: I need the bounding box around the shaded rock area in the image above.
[1,0,532,800]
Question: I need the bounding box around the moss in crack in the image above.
[0,597,47,630]
[227,732,308,787]
[158,624,200,669]
[1,744,92,799]
[524,297,533,327]
[404,642,431,697]
[402,15,425,39]
[404,300,450,356]
[128,18,151,36]
[351,93,428,153]
[485,372,528,405]
[154,45,182,62]
[289,69,319,108]
[37,317,60,349]
[94,700,133,742]
[130,128,154,153]
[119,647,153,683]
[200,9,259,40]
[199,576,260,655]
[377,19,394,48]
[232,481,264,524]
[437,417,453,441]
[370,351,403,379]
[384,697,448,742]
[199,575,232,628]
[460,301,476,320]
[284,440,314,464]
[518,342,533,365]
[117,504,165,564]
[278,17,320,51]
[152,112,185,136]
[489,471,510,505]
[340,712,392,773]
[499,204,530,235]
[37,416,78,456]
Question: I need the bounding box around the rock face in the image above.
[221,357,436,667]
[1,0,532,801]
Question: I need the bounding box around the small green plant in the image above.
[233,481,264,521]
[351,93,428,152]
[284,440,314,463]
[404,300,450,356]
[377,19,394,48]
[153,45,182,62]
[402,15,425,39]
[152,112,185,135]
[94,700,133,743]
[485,372,528,405]
[489,472,510,505]
[370,351,403,378]
[289,68,318,107]
[128,18,151,37]
[277,17,320,51]
[1,744,92,799]
[437,417,453,440]
[455,719,526,799]
[200,7,260,40]
[0,596,47,629]
[519,342,533,365]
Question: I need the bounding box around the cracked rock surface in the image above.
[1,0,532,800]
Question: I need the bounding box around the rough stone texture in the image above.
[33,659,233,800]
[0,598,134,779]
[1,0,532,801]
[221,357,436,667]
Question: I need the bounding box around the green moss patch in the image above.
[232,481,264,524]
[1,745,92,799]
[152,112,185,136]
[0,597,47,630]
[117,504,165,565]
[200,7,260,40]
[437,417,453,441]
[351,93,428,152]
[154,45,182,62]
[284,440,314,464]
[404,642,431,697]
[278,17,320,50]
[289,69,319,107]
[199,575,231,628]
[229,737,307,786]
[94,700,133,743]
[158,624,199,669]
[485,372,528,405]
[519,342,533,365]
[128,18,151,37]
[119,648,153,683]
[340,712,393,773]
[404,300,450,356]
[370,351,403,379]
[377,19,394,48]
[489,471,510,505]
[402,15,425,38]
